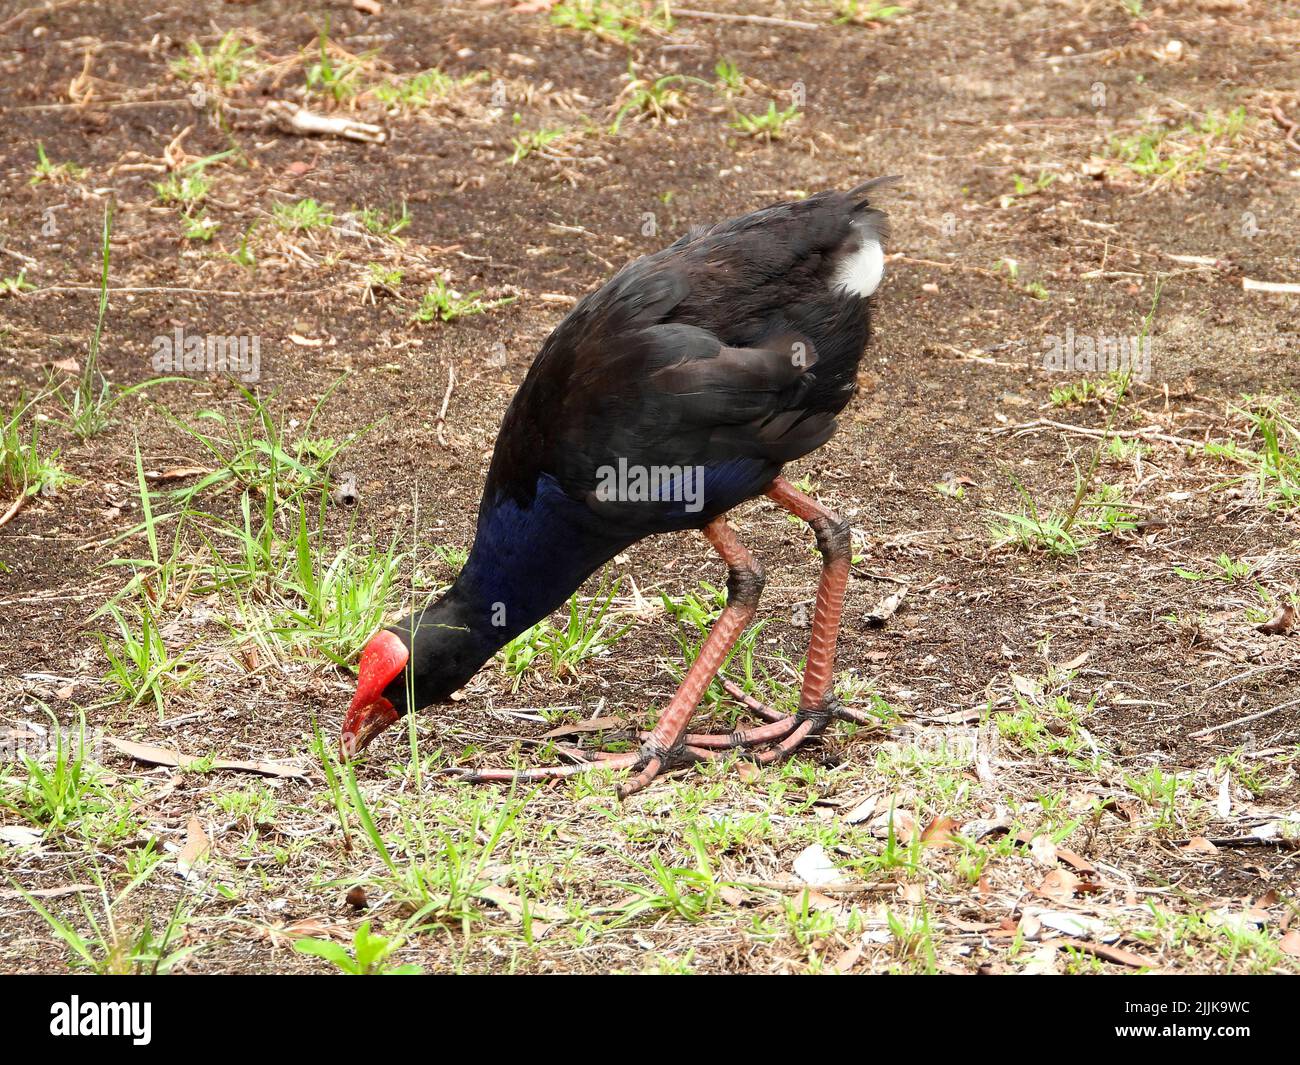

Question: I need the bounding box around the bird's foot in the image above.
[439,738,709,794]
[440,682,873,794]
[718,678,880,727]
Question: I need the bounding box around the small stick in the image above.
[0,491,27,530]
[435,364,456,448]
[1243,278,1300,294]
[1188,696,1300,739]
[670,7,820,30]
[991,418,1202,449]
[265,101,387,144]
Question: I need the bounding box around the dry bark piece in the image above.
[863,586,908,628]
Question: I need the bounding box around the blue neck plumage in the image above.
[449,474,631,650]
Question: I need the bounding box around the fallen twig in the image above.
[670,7,819,30]
[990,418,1202,449]
[265,101,387,144]
[0,492,27,530]
[435,364,456,448]
[1243,278,1300,295]
[1188,696,1300,738]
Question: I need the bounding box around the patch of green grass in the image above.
[610,68,706,133]
[29,141,85,186]
[337,759,526,930]
[0,714,108,832]
[171,31,257,92]
[159,388,351,507]
[155,170,211,208]
[551,0,673,45]
[97,602,197,716]
[1125,767,1195,834]
[508,125,572,164]
[1203,397,1300,511]
[0,269,35,296]
[296,920,423,974]
[364,262,404,297]
[994,257,1050,300]
[247,510,410,664]
[181,211,220,241]
[714,59,744,93]
[1000,170,1056,207]
[607,829,731,925]
[355,202,411,239]
[1108,107,1250,183]
[987,473,1139,555]
[227,222,258,270]
[730,101,801,141]
[987,481,1091,556]
[997,691,1096,758]
[304,21,369,103]
[412,278,516,323]
[1173,553,1253,582]
[272,197,336,232]
[499,573,632,690]
[62,206,171,440]
[17,866,197,974]
[833,1,907,25]
[373,68,485,110]
[2,395,71,499]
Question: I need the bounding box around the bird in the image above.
[342,178,895,797]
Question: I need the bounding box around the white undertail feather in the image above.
[830,233,884,297]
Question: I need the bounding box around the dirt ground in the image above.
[1,0,1298,975]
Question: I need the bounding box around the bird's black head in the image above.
[339,593,501,759]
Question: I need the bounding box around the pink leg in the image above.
[450,517,765,794]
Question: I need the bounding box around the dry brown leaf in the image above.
[1036,868,1081,901]
[1059,938,1155,969]
[106,736,307,778]
[863,586,908,628]
[792,843,846,886]
[868,806,916,842]
[1015,829,1096,874]
[920,815,959,847]
[1256,603,1295,636]
[1055,651,1090,672]
[177,816,210,878]
[1183,836,1219,853]
[476,885,568,923]
[1279,929,1300,957]
[146,466,211,481]
[0,882,95,900]
[540,716,624,739]
[1029,833,1058,867]
[842,792,883,824]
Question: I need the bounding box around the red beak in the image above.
[340,630,408,759]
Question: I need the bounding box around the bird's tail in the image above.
[848,175,902,209]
